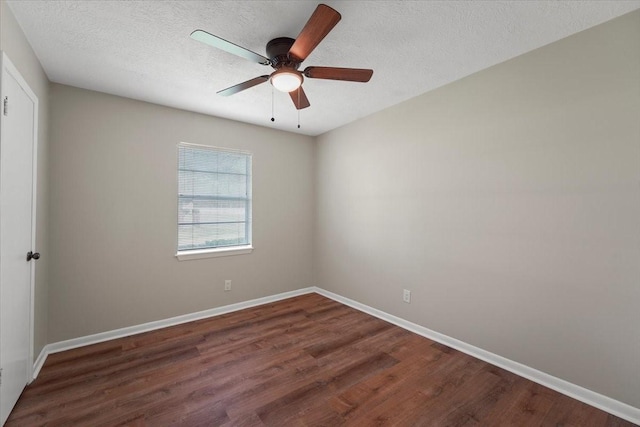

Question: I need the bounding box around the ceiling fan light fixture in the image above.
[271,69,303,92]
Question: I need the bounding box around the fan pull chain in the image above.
[270,86,275,122]
[297,89,301,129]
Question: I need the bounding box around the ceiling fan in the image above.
[190,3,373,110]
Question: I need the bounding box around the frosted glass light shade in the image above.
[271,69,303,92]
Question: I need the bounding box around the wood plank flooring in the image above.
[7,293,635,426]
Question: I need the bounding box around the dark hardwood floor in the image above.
[7,293,635,426]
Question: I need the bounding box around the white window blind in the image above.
[178,143,252,252]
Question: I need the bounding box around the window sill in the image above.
[175,245,253,261]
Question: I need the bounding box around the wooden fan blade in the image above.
[304,67,373,82]
[191,30,271,65]
[289,86,310,110]
[217,76,270,96]
[289,4,341,62]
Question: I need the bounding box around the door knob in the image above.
[26,251,40,261]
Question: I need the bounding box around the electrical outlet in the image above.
[403,289,411,303]
[224,280,231,291]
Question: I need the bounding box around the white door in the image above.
[0,53,38,425]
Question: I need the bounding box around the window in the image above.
[176,143,252,260]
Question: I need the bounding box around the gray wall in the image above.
[1,0,50,362]
[315,10,640,408]
[49,84,315,342]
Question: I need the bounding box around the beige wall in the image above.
[315,10,640,408]
[48,84,315,342]
[1,0,50,362]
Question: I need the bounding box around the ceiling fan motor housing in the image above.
[266,37,300,69]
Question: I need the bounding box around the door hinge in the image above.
[3,96,7,116]
[0,367,3,385]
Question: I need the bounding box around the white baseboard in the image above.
[32,287,315,379]
[32,345,48,381]
[31,285,639,425]
[313,287,640,425]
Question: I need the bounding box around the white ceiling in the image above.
[7,1,640,136]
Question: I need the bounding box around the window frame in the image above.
[175,142,253,261]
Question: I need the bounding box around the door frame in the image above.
[0,50,39,382]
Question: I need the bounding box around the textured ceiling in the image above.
[7,1,640,136]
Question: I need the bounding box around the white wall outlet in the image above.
[403,289,411,303]
[224,280,231,291]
